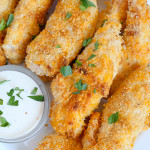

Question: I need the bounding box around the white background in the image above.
[0,0,150,149]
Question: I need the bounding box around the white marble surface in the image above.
[1,0,150,149]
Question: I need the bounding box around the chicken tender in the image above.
[82,112,101,149]
[2,0,53,64]
[0,0,19,65]
[82,67,150,150]
[110,0,150,95]
[35,132,82,150]
[50,0,126,138]
[25,0,98,78]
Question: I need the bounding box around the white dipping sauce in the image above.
[0,71,44,139]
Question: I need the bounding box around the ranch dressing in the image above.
[0,71,44,139]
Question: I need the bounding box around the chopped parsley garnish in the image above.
[72,79,87,94]
[7,96,19,106]
[89,63,96,67]
[15,87,24,99]
[60,65,73,77]
[80,0,96,11]
[93,41,99,51]
[101,19,108,27]
[31,87,38,95]
[0,117,10,127]
[83,38,92,47]
[87,54,96,61]
[108,111,119,124]
[93,89,96,93]
[0,99,3,105]
[0,14,14,31]
[28,95,44,102]
[65,12,72,21]
[0,80,10,85]
[7,89,14,97]
[55,44,61,48]
[32,35,37,40]
[75,60,82,67]
[0,110,3,115]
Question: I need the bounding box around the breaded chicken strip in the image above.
[82,67,150,150]
[0,0,19,65]
[35,132,82,150]
[82,112,101,149]
[2,0,53,64]
[25,0,98,77]
[50,0,125,138]
[110,0,150,95]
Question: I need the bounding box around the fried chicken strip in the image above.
[50,0,126,138]
[35,132,82,150]
[83,67,150,150]
[0,0,19,65]
[25,0,98,77]
[110,0,150,95]
[2,0,53,64]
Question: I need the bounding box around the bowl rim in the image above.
[0,65,50,143]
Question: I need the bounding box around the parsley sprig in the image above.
[15,87,24,99]
[7,89,19,106]
[80,0,96,11]
[108,111,119,124]
[60,65,73,77]
[0,14,14,31]
[72,79,87,94]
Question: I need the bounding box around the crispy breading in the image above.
[82,67,150,150]
[82,112,101,149]
[0,0,19,65]
[50,2,124,137]
[2,0,53,64]
[25,0,98,78]
[110,0,150,95]
[35,132,82,150]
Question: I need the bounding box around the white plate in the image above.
[0,0,150,149]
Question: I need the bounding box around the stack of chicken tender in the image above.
[1,0,150,149]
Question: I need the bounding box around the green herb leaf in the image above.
[0,117,10,127]
[6,14,14,27]
[80,0,96,11]
[87,54,96,61]
[32,35,37,40]
[93,41,99,51]
[89,63,96,67]
[31,87,38,95]
[28,95,44,102]
[65,12,72,21]
[15,87,24,99]
[93,89,96,93]
[0,80,10,85]
[55,44,61,48]
[83,38,92,47]
[73,79,87,94]
[60,65,73,77]
[0,110,3,115]
[7,89,14,97]
[75,60,82,67]
[108,111,119,124]
[101,19,108,27]
[0,99,3,105]
[0,18,7,31]
[7,96,19,106]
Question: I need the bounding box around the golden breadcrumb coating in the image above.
[0,0,18,65]
[110,0,150,95]
[82,67,150,150]
[35,132,82,150]
[82,112,101,149]
[96,0,127,30]
[2,0,53,64]
[25,0,98,77]
[50,5,123,137]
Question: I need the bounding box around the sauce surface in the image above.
[0,71,44,138]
